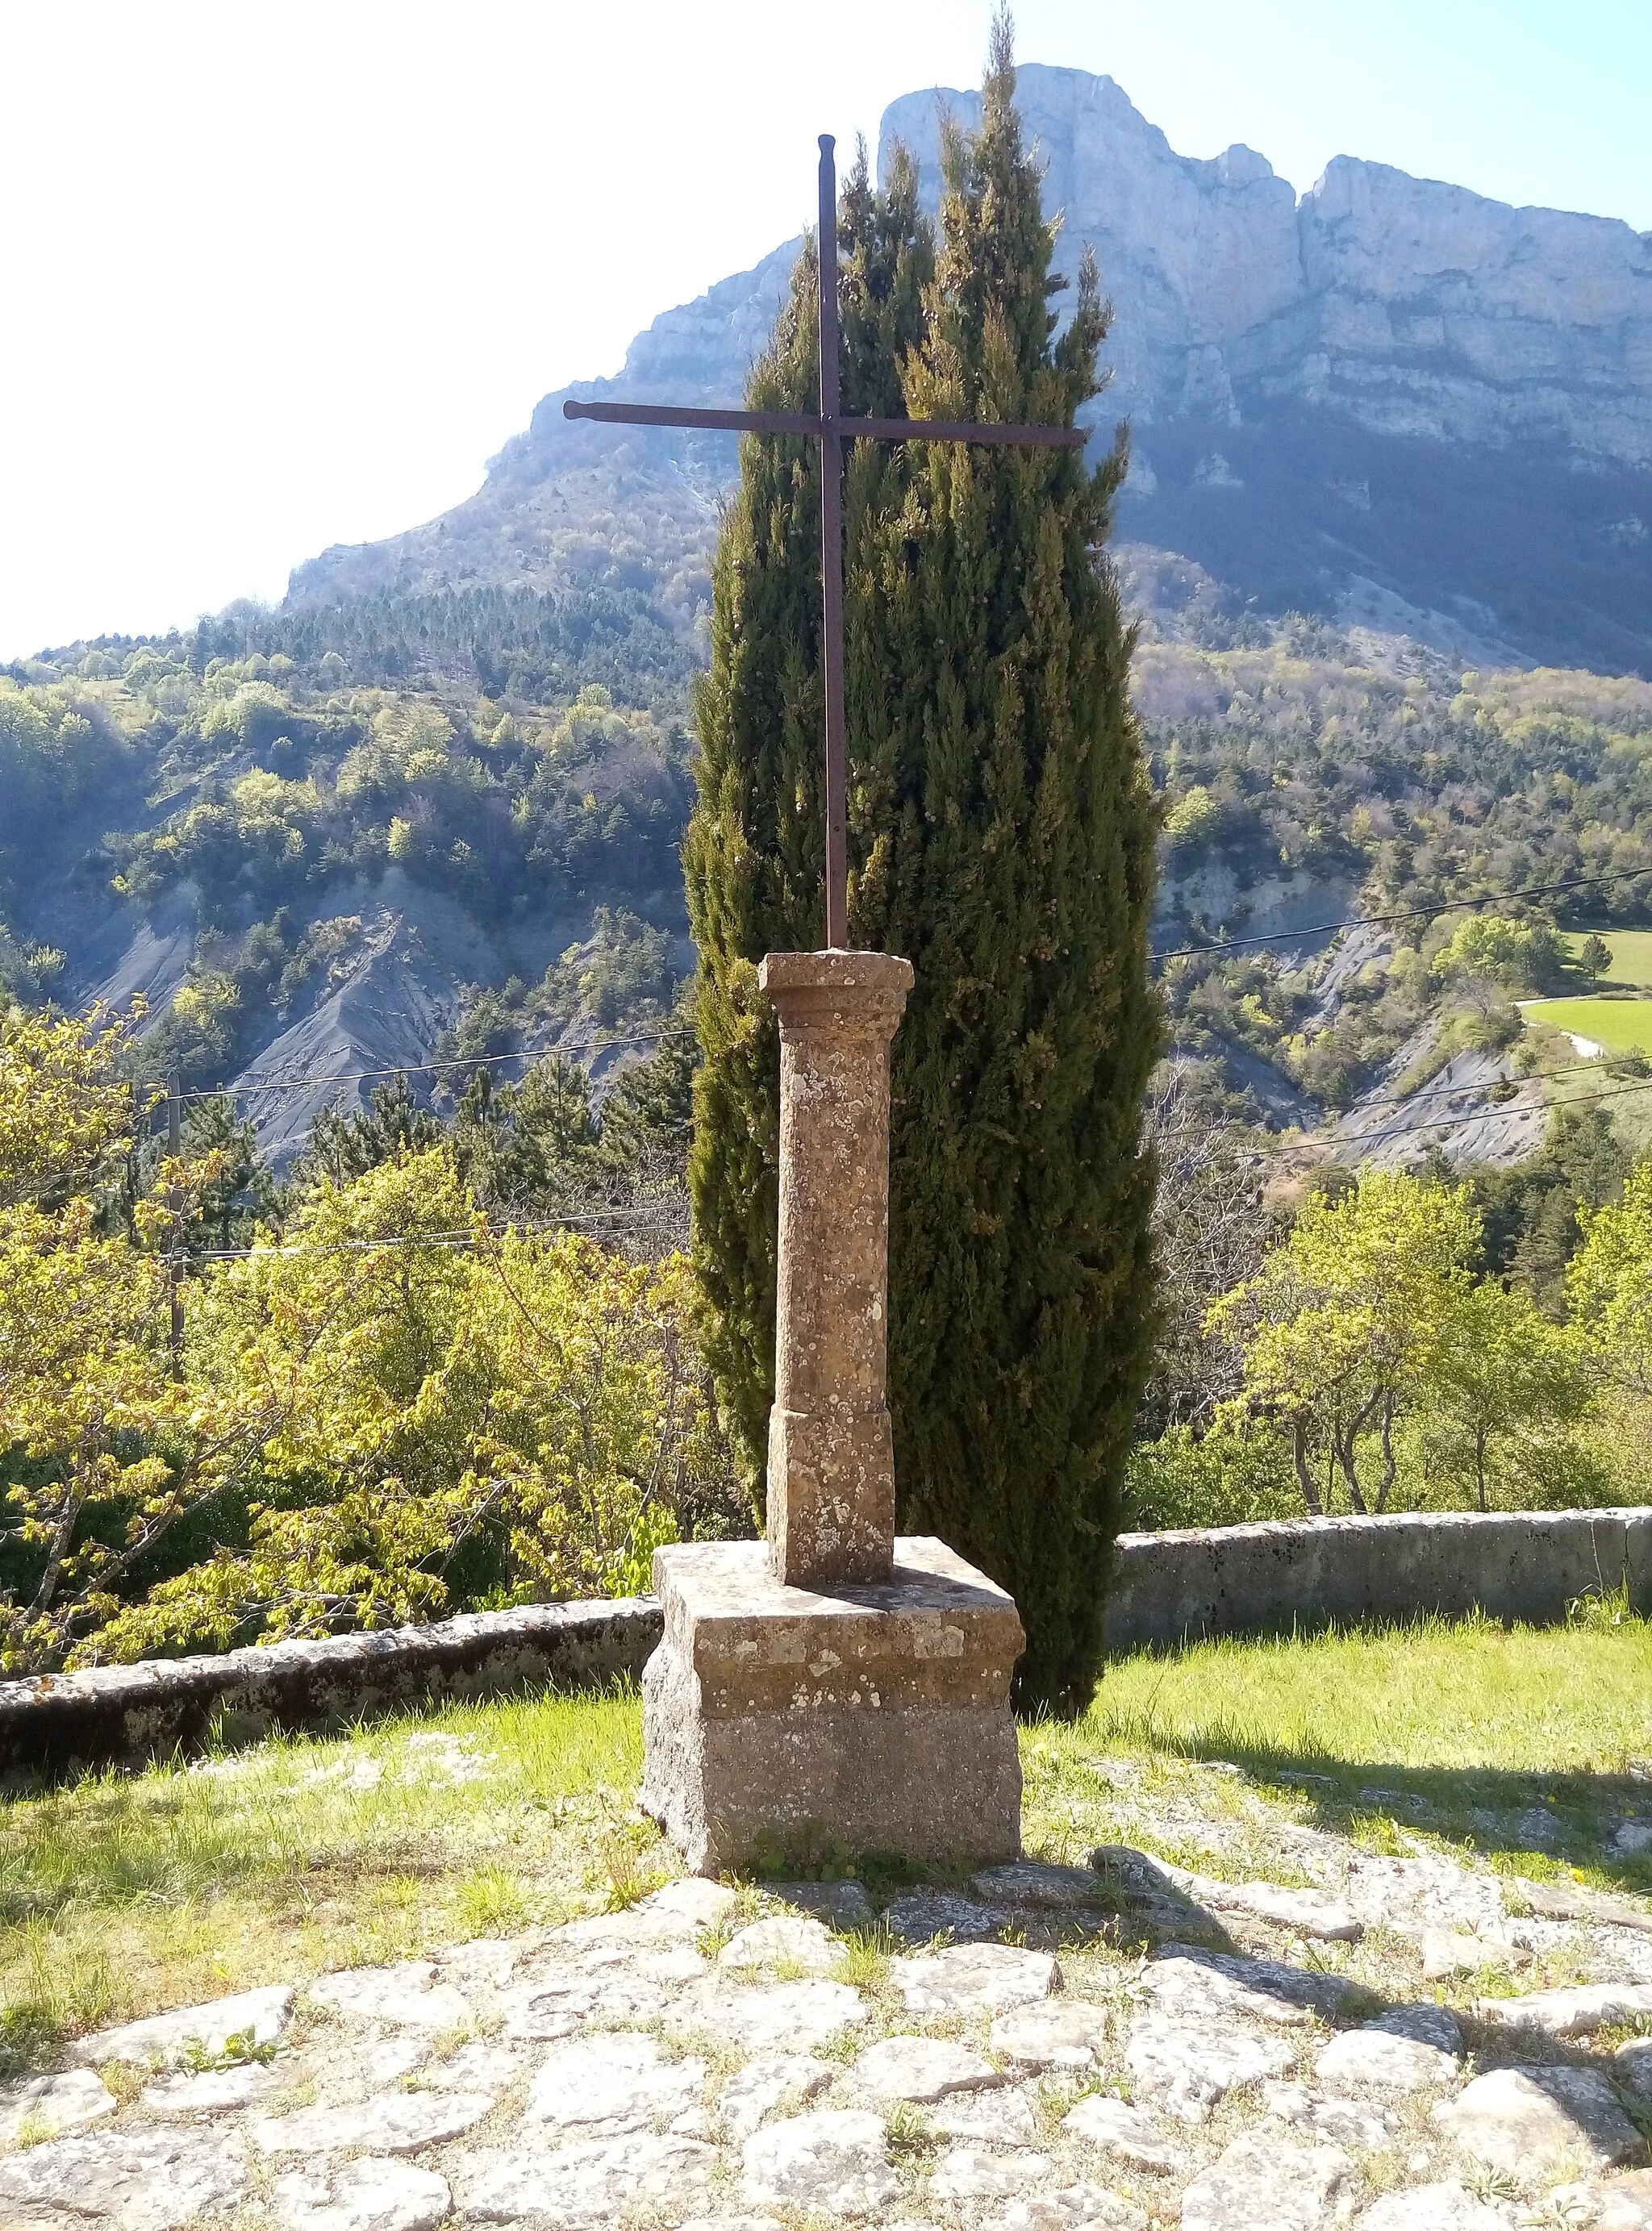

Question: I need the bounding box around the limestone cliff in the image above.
[290,65,1652,675]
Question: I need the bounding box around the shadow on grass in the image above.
[1102,1710,1652,1903]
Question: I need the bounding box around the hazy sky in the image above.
[3,0,1649,661]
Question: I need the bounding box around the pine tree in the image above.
[686,23,1160,1709]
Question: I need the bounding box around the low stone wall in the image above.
[0,1599,661,1781]
[3,1507,1647,1778]
[1102,1505,1652,1656]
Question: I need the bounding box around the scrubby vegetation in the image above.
[0,588,698,1084]
[0,1004,740,1675]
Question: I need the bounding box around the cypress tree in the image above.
[686,23,1160,1710]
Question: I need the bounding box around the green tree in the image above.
[685,23,1159,1707]
[1430,914,1566,996]
[1581,933,1612,982]
[1425,1278,1590,1511]
[307,1072,444,1186]
[1209,1170,1479,1515]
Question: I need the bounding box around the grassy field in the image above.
[1561,927,1652,989]
[2,1617,1648,2074]
[1523,995,1652,1055]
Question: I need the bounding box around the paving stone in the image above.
[1508,1877,1652,1938]
[307,1962,474,2032]
[1316,2025,1458,2092]
[1420,1928,1527,1980]
[932,2085,1041,2144]
[252,2090,495,2154]
[361,2039,431,2085]
[1137,1953,1313,2029]
[991,2000,1113,2070]
[528,2033,706,2132]
[1125,2006,1299,2122]
[854,2032,1002,2101]
[882,1888,1016,1944]
[494,1963,619,2038]
[1147,1944,1359,2020]
[0,2066,116,2141]
[1474,1981,1652,2037]
[272,2155,452,2231]
[1354,2182,1518,2228]
[1180,2133,1354,2229]
[891,1941,1058,2015]
[772,1880,874,1930]
[988,2188,1149,2231]
[1618,2038,1652,2096]
[0,2125,252,2229]
[1590,2169,1652,2228]
[69,1982,294,2067]
[642,1878,739,1930]
[1437,2066,1648,2174]
[742,2108,900,2216]
[675,1978,867,2050]
[718,2055,832,2140]
[719,1915,840,1975]
[433,1937,521,1988]
[931,2144,1054,2200]
[971,1861,1112,1908]
[1187,1874,1364,1942]
[1259,2080,1398,2149]
[430,2040,524,2091]
[453,2133,715,2224]
[1370,2005,1463,2054]
[139,2061,286,2116]
[1062,2091,1180,2169]
[679,2218,785,2231]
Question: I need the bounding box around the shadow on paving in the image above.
[1140,1734,1652,1901]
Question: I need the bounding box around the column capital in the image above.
[758,950,913,1035]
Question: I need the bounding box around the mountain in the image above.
[294,65,1652,678]
[11,64,1652,1175]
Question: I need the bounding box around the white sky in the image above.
[3,0,1649,661]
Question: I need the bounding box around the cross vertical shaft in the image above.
[817,136,848,952]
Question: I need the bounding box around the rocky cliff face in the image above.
[290,65,1652,675]
[886,68,1652,465]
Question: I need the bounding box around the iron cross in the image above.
[565,135,1088,951]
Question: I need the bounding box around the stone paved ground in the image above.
[6,1754,1652,2230]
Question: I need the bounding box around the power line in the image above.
[1299,1046,1648,1125]
[180,1027,697,1104]
[1153,863,1652,965]
[1322,1069,1652,1152]
[194,1203,686,1263]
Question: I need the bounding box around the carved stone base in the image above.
[640,1537,1025,1876]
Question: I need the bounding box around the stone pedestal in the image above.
[641,1537,1024,1874]
[641,949,1025,1874]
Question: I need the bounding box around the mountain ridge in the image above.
[290,63,1652,676]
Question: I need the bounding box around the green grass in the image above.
[1560,928,1652,990]
[1016,1613,1652,1902]
[0,1686,645,2073]
[3,1619,1649,2073]
[1522,995,1652,1055]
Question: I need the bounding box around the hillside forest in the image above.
[8,567,1652,1669]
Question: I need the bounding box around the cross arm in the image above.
[564,398,1087,449]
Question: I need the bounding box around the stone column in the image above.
[757,949,913,1589]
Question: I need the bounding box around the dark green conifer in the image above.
[686,22,1160,1709]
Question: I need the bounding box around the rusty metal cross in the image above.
[566,134,1087,952]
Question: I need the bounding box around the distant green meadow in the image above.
[1560,927,1652,988]
[1524,995,1652,1055]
